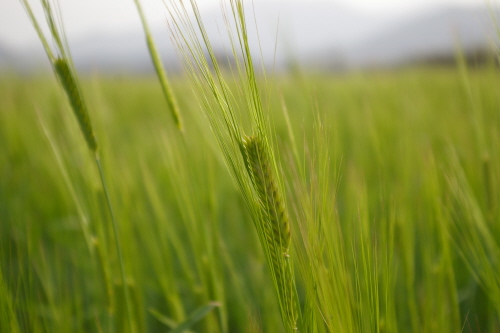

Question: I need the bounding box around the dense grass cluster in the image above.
[1,0,500,332]
[2,65,499,331]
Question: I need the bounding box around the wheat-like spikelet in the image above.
[243,135,297,331]
[244,135,291,252]
[53,58,97,152]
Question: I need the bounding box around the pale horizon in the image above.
[0,0,490,50]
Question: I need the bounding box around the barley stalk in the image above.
[167,1,300,329]
[20,1,134,331]
[92,237,113,315]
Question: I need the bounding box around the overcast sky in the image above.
[0,0,489,49]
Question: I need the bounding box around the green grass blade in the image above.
[168,302,221,333]
[19,0,54,61]
[133,0,183,131]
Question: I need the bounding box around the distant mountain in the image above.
[343,5,500,68]
[231,1,392,63]
[69,29,169,73]
[0,43,13,68]
[1,2,499,73]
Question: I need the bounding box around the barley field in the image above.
[1,1,500,332]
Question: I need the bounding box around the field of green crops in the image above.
[1,63,500,332]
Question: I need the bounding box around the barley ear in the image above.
[243,135,298,332]
[244,135,291,252]
[53,58,97,152]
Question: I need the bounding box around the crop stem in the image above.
[95,153,135,333]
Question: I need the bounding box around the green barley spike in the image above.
[53,58,97,152]
[243,135,298,332]
[244,135,291,252]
